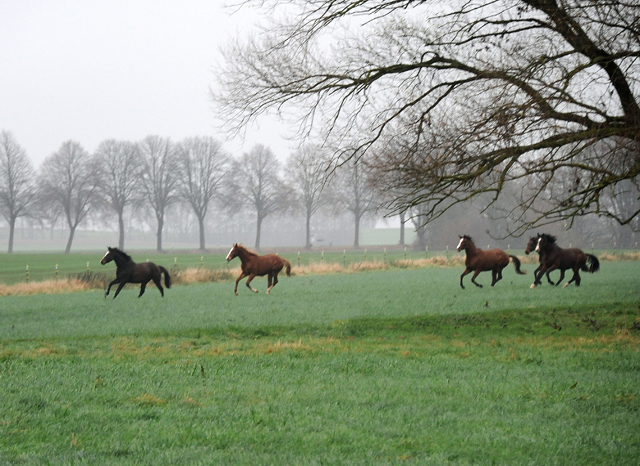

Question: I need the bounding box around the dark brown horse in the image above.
[101,247,171,299]
[534,234,599,287]
[456,235,525,289]
[226,243,292,295]
[525,235,554,287]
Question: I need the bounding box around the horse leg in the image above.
[234,272,246,295]
[460,268,472,289]
[533,265,542,285]
[105,278,120,297]
[266,273,273,294]
[138,281,148,297]
[492,267,504,287]
[267,272,279,294]
[565,268,580,287]
[151,277,164,296]
[471,270,483,288]
[245,273,259,293]
[531,266,545,288]
[554,269,565,286]
[113,280,127,299]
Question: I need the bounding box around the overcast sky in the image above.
[0,0,292,168]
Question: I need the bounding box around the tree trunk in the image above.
[65,225,76,254]
[7,216,16,254]
[255,215,262,250]
[198,215,206,251]
[118,211,125,250]
[353,212,361,249]
[156,215,164,252]
[305,209,312,249]
[398,212,405,246]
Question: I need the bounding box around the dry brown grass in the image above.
[0,279,94,297]
[598,252,640,261]
[173,267,236,285]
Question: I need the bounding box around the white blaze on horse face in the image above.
[101,250,110,264]
[456,237,464,251]
[225,246,235,261]
[535,238,541,252]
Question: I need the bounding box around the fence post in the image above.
[26,265,29,284]
[297,251,300,267]
[55,264,59,282]
[200,255,204,269]
[384,247,387,262]
[364,248,367,261]
[322,251,325,262]
[404,246,407,260]
[343,249,346,267]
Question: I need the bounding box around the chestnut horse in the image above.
[534,234,599,287]
[456,235,525,289]
[226,243,292,295]
[101,247,171,299]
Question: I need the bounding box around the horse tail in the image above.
[509,255,526,275]
[159,265,172,288]
[282,258,292,277]
[583,254,600,273]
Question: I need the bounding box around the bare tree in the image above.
[94,139,142,250]
[236,144,289,249]
[286,144,330,249]
[215,0,640,235]
[0,131,36,253]
[39,141,100,254]
[139,136,179,252]
[334,156,378,248]
[176,137,230,250]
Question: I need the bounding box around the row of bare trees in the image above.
[0,130,387,253]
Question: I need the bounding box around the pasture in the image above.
[1,259,639,464]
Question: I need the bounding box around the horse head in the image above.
[456,235,473,251]
[101,247,115,265]
[101,247,132,266]
[535,233,556,253]
[524,236,538,255]
[226,243,240,262]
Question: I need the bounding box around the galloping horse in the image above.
[525,235,553,287]
[534,234,599,287]
[101,247,171,299]
[226,243,291,295]
[456,235,525,289]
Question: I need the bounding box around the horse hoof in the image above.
[563,283,569,288]
[530,284,535,289]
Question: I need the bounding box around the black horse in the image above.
[533,234,599,287]
[100,247,171,298]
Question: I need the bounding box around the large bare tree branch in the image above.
[215,0,640,234]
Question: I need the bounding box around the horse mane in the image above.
[110,247,133,262]
[461,234,473,242]
[235,244,258,257]
[539,233,557,244]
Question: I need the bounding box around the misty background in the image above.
[1,1,638,254]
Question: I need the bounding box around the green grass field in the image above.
[1,261,639,464]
